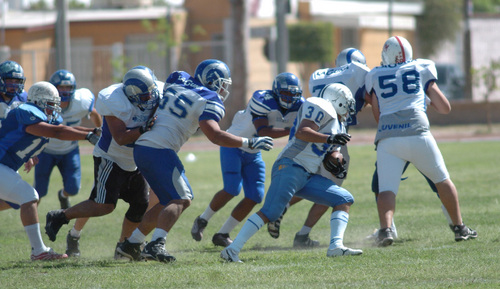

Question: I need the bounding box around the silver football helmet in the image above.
[122,66,160,111]
[318,83,355,122]
[335,48,366,67]
[27,81,61,118]
[381,36,413,65]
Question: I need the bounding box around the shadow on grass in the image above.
[0,258,134,271]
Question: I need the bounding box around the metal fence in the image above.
[5,40,228,95]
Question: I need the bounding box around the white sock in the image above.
[297,226,312,236]
[127,228,146,244]
[229,213,264,253]
[70,227,81,238]
[151,228,168,242]
[218,216,240,234]
[329,211,348,249]
[200,206,216,222]
[441,204,453,226]
[391,218,398,239]
[25,223,48,255]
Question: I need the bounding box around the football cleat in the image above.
[293,233,320,248]
[65,231,80,257]
[376,227,394,247]
[116,239,142,261]
[220,247,242,263]
[191,216,208,241]
[267,207,287,239]
[140,238,176,263]
[212,233,233,247]
[45,209,69,242]
[327,246,363,257]
[31,248,68,261]
[453,224,478,242]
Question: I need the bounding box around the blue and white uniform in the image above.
[309,62,369,127]
[0,90,27,209]
[365,59,449,194]
[134,71,225,205]
[34,88,96,198]
[309,62,370,185]
[0,103,55,206]
[259,97,354,222]
[220,90,303,203]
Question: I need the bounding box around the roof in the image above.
[2,7,182,29]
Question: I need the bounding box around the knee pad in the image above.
[125,201,148,223]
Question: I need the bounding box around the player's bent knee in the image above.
[126,202,149,223]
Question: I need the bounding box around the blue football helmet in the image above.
[194,59,232,102]
[27,81,61,119]
[272,72,302,110]
[49,69,76,102]
[335,48,366,67]
[0,60,26,98]
[122,66,160,111]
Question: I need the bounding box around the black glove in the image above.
[326,133,351,145]
[85,132,100,145]
[139,115,158,134]
[247,136,273,151]
[92,127,102,136]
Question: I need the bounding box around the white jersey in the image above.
[43,88,95,155]
[309,62,370,126]
[365,59,437,143]
[278,97,344,174]
[93,81,164,171]
[135,71,225,152]
[227,90,303,153]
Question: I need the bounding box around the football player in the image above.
[221,83,362,263]
[366,36,477,246]
[116,59,273,262]
[44,66,161,257]
[34,69,102,212]
[0,81,99,260]
[191,72,304,247]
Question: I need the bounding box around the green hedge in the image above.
[288,22,334,63]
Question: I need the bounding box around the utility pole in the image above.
[463,0,473,100]
[275,0,288,74]
[55,0,71,70]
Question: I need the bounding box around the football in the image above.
[325,150,343,166]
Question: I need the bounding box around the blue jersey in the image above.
[0,103,53,171]
[0,90,27,129]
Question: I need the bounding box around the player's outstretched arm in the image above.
[199,119,273,151]
[25,122,98,144]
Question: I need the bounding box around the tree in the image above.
[416,0,462,58]
[28,0,51,10]
[472,59,500,132]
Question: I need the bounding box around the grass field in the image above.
[1,138,499,288]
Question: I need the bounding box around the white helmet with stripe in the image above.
[381,36,413,65]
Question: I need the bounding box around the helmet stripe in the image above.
[346,49,355,64]
[394,36,406,62]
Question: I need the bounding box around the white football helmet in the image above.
[27,81,61,117]
[318,83,355,122]
[335,48,366,67]
[381,36,413,65]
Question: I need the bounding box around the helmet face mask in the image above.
[0,60,26,98]
[318,83,355,122]
[27,81,61,120]
[272,72,302,110]
[194,59,232,102]
[381,36,413,65]
[122,66,160,111]
[49,69,76,102]
[335,48,366,67]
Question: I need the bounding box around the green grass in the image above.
[1,140,499,288]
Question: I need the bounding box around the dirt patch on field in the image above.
[79,124,500,155]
